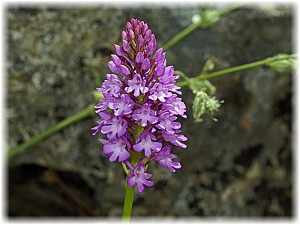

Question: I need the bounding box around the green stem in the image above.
[176,80,190,87]
[175,70,190,83]
[219,3,244,16]
[176,54,296,87]
[7,105,94,158]
[122,149,140,222]
[122,120,143,221]
[163,4,241,51]
[163,20,203,51]
[122,183,136,222]
[197,54,296,80]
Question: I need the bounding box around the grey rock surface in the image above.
[7,4,293,218]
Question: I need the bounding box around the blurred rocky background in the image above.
[6,3,293,218]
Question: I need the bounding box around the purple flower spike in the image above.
[127,163,154,192]
[92,18,187,192]
[154,146,182,172]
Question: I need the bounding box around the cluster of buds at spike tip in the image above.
[92,18,187,192]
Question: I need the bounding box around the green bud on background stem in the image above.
[267,54,295,73]
[193,90,223,122]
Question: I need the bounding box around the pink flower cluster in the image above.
[92,19,187,192]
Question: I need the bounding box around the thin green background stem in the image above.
[197,54,296,80]
[163,21,203,50]
[176,54,296,87]
[7,105,94,158]
[163,4,241,50]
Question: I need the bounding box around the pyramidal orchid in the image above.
[92,18,187,195]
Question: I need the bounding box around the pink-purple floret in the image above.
[92,18,187,192]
